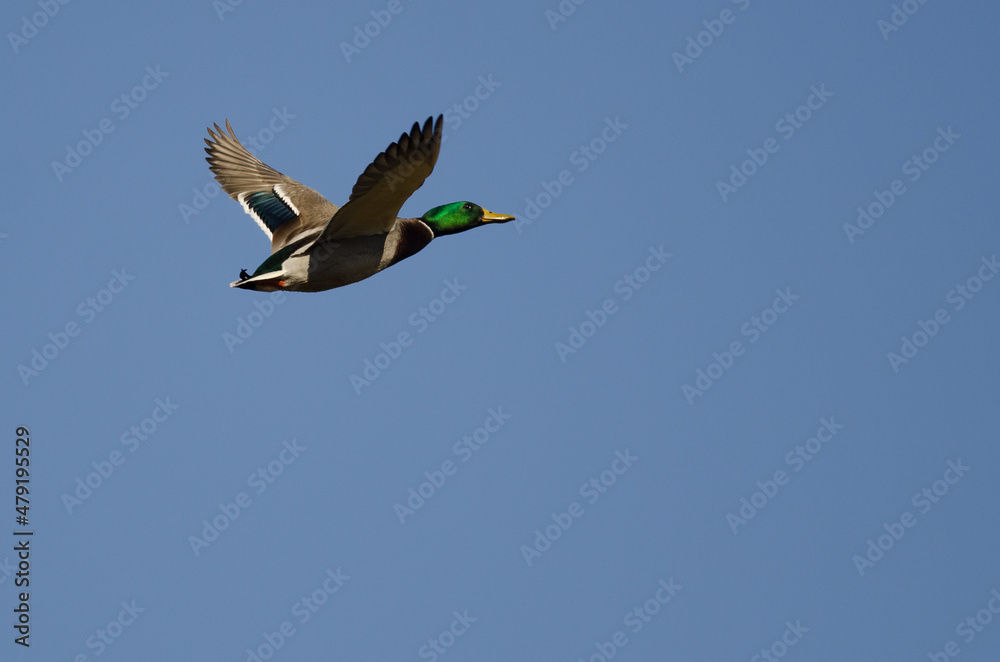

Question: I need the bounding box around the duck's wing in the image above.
[205,120,339,253]
[316,115,443,242]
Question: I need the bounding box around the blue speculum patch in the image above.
[245,189,296,232]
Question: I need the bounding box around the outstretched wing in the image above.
[317,115,443,241]
[205,120,339,253]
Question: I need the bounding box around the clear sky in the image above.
[3,0,1000,660]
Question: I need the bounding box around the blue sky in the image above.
[3,0,1000,659]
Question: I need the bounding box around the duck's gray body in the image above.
[244,218,435,292]
[205,116,444,293]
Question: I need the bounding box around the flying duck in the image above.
[204,115,514,292]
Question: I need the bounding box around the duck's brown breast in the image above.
[380,218,435,269]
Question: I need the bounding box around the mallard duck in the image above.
[204,115,514,292]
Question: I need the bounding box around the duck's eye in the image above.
[463,203,474,211]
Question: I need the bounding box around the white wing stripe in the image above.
[273,184,301,216]
[237,192,274,238]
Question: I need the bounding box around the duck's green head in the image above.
[421,202,515,236]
